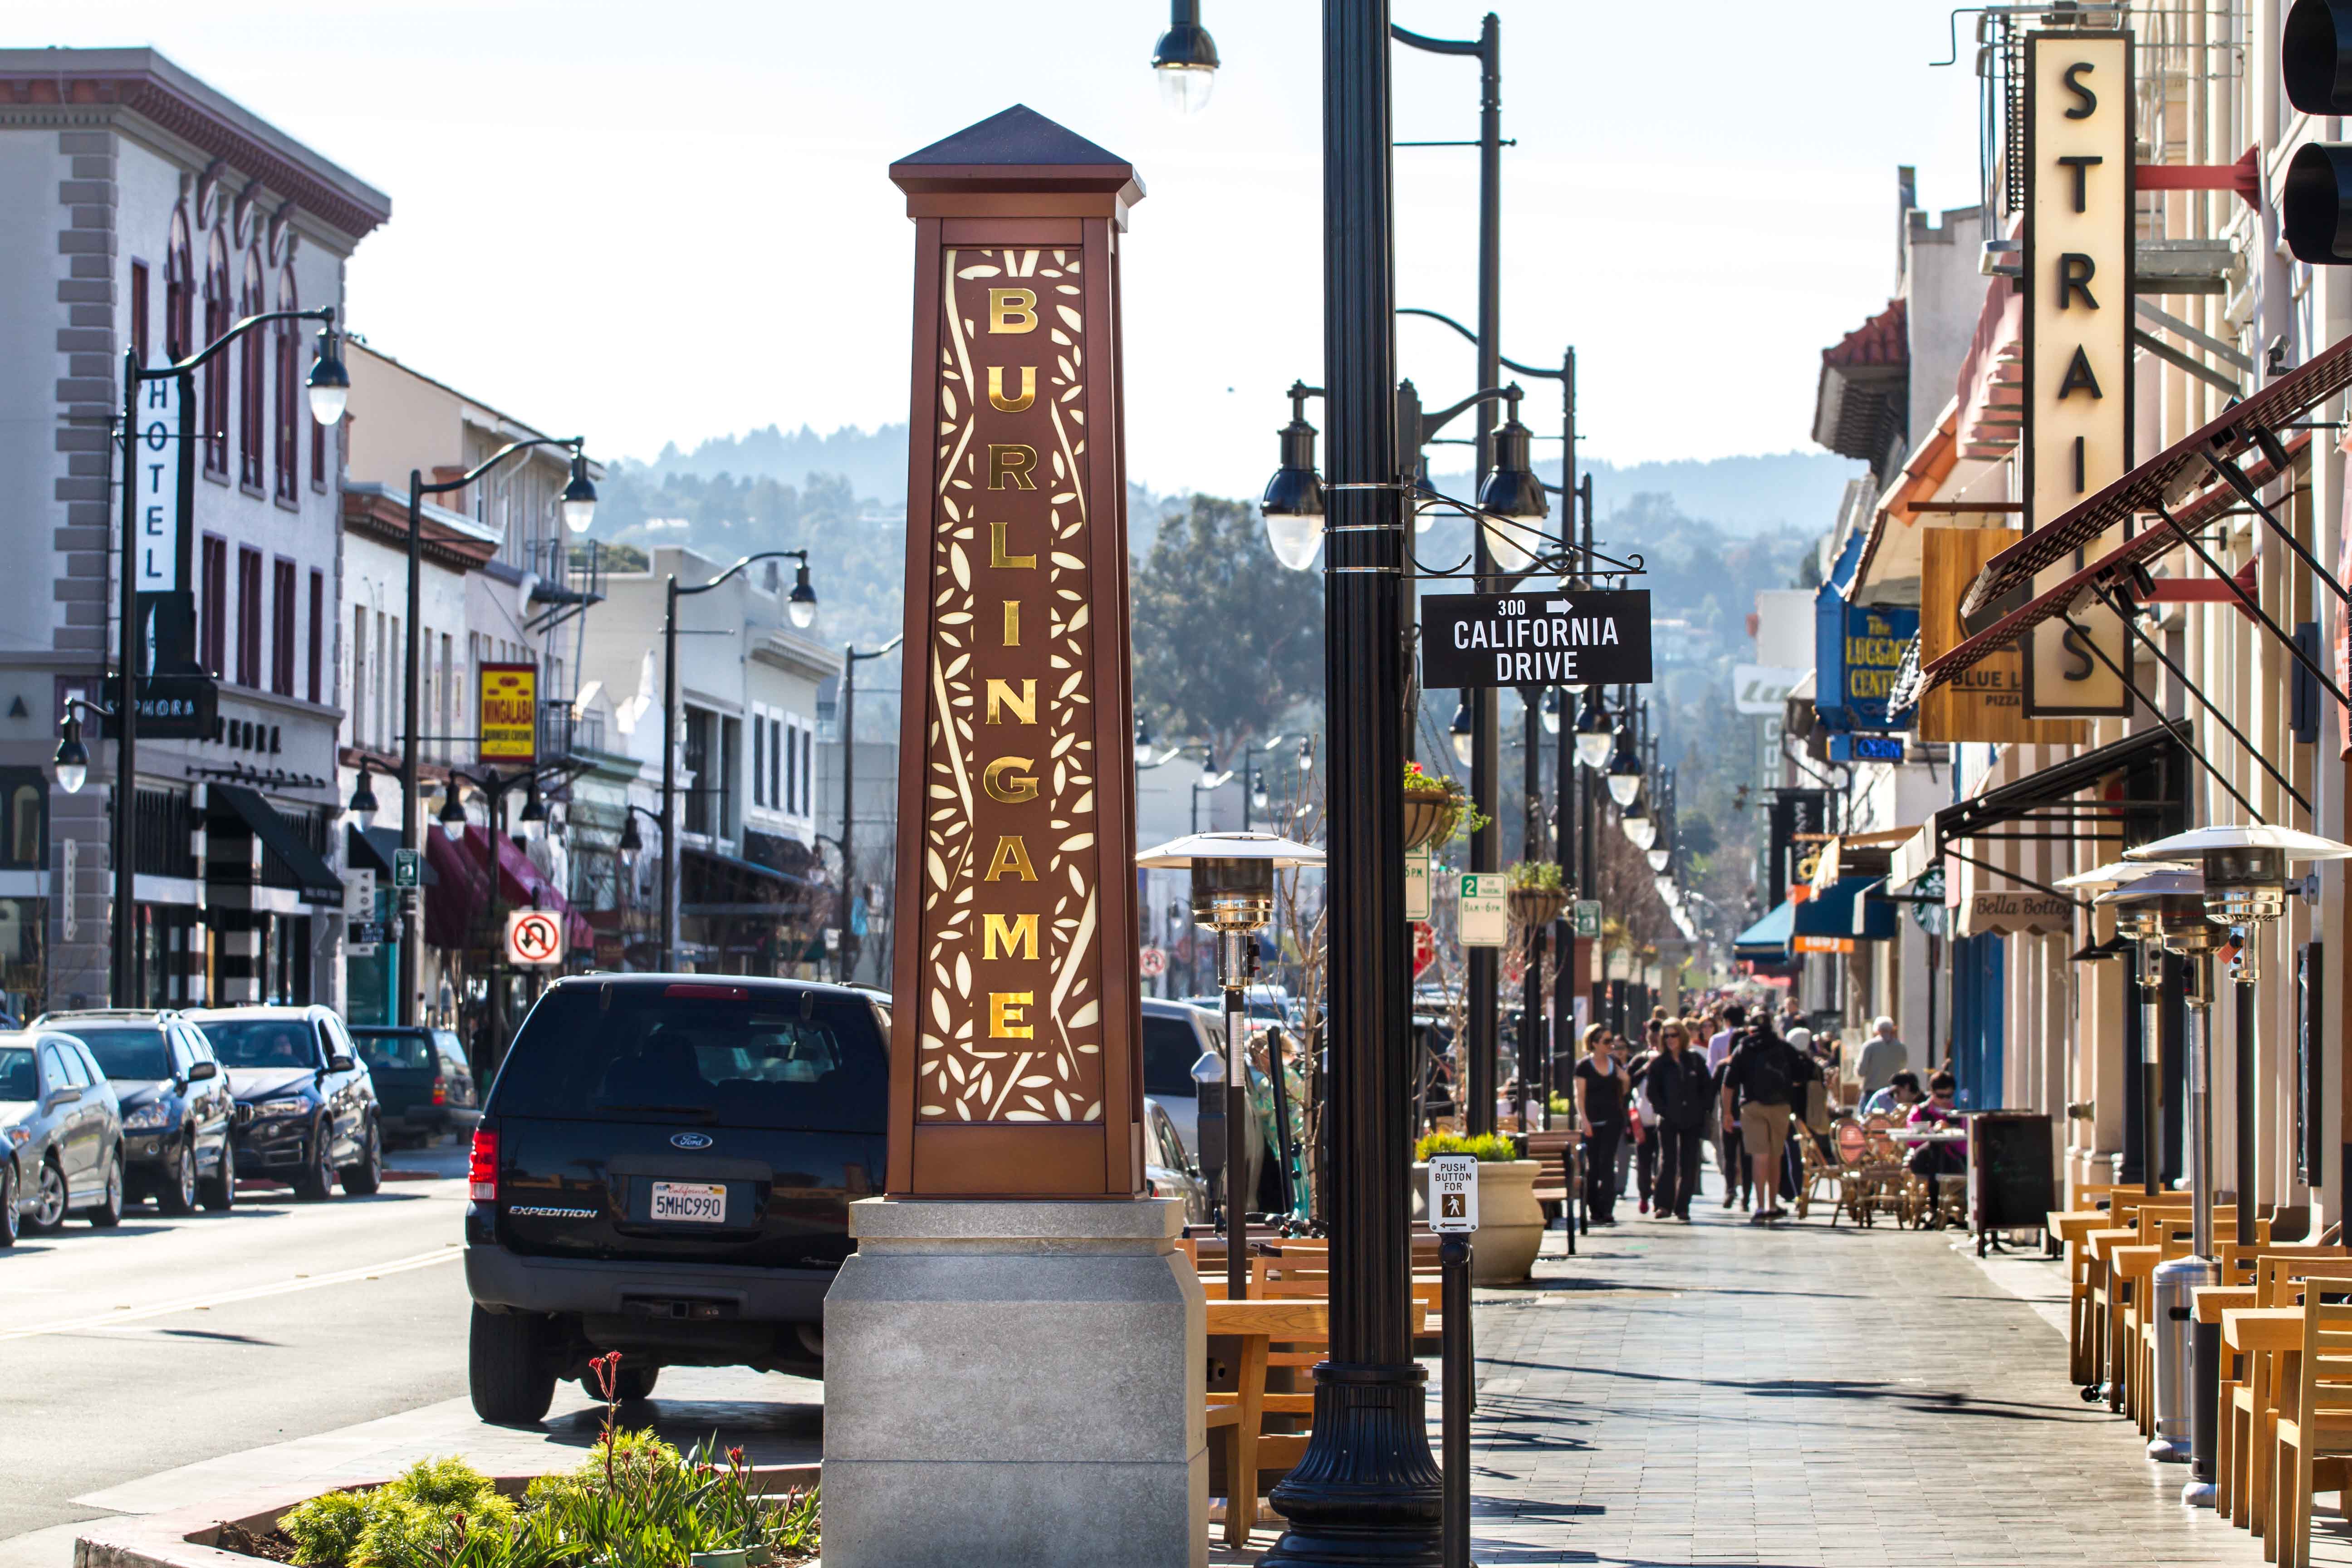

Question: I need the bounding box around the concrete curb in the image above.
[72,1465,823,1568]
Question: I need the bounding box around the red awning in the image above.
[1910,429,2311,701]
[1957,332,2352,619]
[420,825,594,953]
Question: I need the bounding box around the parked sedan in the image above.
[34,1009,235,1213]
[188,1005,382,1201]
[348,1026,478,1146]
[0,1031,126,1241]
[1142,1096,1208,1221]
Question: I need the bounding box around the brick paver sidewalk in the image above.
[1461,1196,2352,1566]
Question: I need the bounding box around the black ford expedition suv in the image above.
[464,975,888,1424]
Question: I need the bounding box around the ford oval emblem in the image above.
[670,1132,714,1151]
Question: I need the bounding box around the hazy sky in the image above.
[14,2,1982,497]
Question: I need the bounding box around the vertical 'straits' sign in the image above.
[2024,29,2134,716]
[886,108,1147,1198]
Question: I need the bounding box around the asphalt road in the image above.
[0,1147,475,1541]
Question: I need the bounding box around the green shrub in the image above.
[1505,860,1563,891]
[282,1490,372,1567]
[1547,1093,1573,1117]
[1415,1132,1519,1163]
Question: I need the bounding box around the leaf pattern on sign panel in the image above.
[915,248,1102,1125]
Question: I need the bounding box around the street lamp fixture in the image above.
[1622,797,1657,853]
[438,781,468,842]
[1260,381,1326,572]
[1539,686,1561,737]
[1250,770,1269,813]
[559,451,599,534]
[1134,720,1153,762]
[1473,385,1548,576]
[1296,733,1314,774]
[1646,846,1670,873]
[1604,720,1643,806]
[1449,697,1475,767]
[304,322,350,426]
[348,763,380,832]
[1150,0,1220,114]
[788,557,820,630]
[1573,686,1614,771]
[51,706,91,796]
[517,774,548,841]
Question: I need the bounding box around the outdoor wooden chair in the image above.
[2268,1291,2352,1568]
[1525,1129,1576,1224]
[2219,1251,2352,1536]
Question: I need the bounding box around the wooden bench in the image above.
[1201,1297,1428,1548]
[1525,1128,1577,1221]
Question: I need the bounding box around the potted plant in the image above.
[1505,860,1568,926]
[1401,762,1489,853]
[1407,1131,1546,1285]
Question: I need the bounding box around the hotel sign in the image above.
[2023,29,2135,716]
[883,108,1147,1198]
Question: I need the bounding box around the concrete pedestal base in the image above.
[822,1197,1205,1568]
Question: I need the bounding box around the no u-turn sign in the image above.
[505,908,564,967]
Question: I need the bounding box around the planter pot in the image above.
[1508,887,1568,926]
[1407,1159,1545,1285]
[1401,791,1458,853]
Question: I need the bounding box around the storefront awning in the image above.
[1733,900,1795,961]
[1956,332,2352,619]
[420,826,592,952]
[1934,719,2185,851]
[347,825,438,885]
[1793,875,1899,942]
[215,784,343,905]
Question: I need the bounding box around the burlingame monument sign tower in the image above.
[822,107,1205,1568]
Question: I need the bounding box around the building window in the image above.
[202,231,229,476]
[352,607,368,749]
[312,407,328,490]
[200,535,227,676]
[237,249,263,489]
[800,728,812,818]
[273,267,298,502]
[773,717,786,814]
[165,209,192,362]
[0,771,44,869]
[129,261,150,368]
[235,547,262,688]
[307,570,323,705]
[270,559,296,696]
[751,709,765,808]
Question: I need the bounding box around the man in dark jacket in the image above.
[1720,1019,1803,1223]
[1646,1020,1714,1221]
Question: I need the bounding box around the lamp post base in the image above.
[823,1197,1205,1568]
[1260,1361,1445,1568]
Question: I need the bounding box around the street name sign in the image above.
[505,908,563,967]
[1428,1153,1479,1232]
[1421,589,1651,690]
[1459,872,1507,947]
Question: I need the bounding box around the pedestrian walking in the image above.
[1572,1024,1629,1225]
[1720,1014,1805,1224]
[1852,1015,1910,1102]
[1646,1020,1712,1221]
[1626,1029,1661,1215]
[1707,1003,1748,1208]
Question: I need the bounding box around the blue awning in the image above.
[1793,874,1900,942]
[1734,900,1794,960]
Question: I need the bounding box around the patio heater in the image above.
[1137,830,1323,1305]
[2126,825,2352,1508]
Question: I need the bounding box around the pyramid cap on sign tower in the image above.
[890,105,1143,220]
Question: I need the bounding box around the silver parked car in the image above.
[1140,997,1270,1212]
[0,1031,127,1240]
[1142,1095,1209,1221]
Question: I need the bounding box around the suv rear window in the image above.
[491,986,886,1133]
[350,1030,434,1071]
[61,1025,172,1081]
[1142,1014,1203,1098]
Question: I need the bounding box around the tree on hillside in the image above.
[1131,495,1324,759]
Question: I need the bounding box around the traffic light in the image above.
[2283,0,2352,261]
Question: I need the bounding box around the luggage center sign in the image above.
[1421,590,1652,689]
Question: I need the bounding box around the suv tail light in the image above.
[468,1126,497,1202]
[431,1075,448,1106]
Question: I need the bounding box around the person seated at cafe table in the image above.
[1859,1068,1923,1120]
[1905,1071,1966,1181]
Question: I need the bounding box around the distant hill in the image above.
[1431,450,1865,538]
[634,424,1861,541]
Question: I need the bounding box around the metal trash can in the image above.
[2146,1253,2214,1463]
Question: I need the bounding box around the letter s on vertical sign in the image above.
[2062,61,2097,118]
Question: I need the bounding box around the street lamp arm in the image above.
[1388,22,1482,57]
[1416,384,1521,443]
[149,306,335,380]
[848,632,906,662]
[675,548,811,599]
[1398,307,1565,382]
[420,434,585,497]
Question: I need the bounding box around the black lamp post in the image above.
[77,307,346,1006]
[439,762,573,1069]
[660,550,818,970]
[400,436,595,1025]
[835,632,905,982]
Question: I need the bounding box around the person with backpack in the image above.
[1720,1016,1802,1224]
[1645,1019,1714,1221]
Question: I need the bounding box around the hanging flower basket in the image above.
[1507,886,1569,926]
[1401,763,1468,853]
